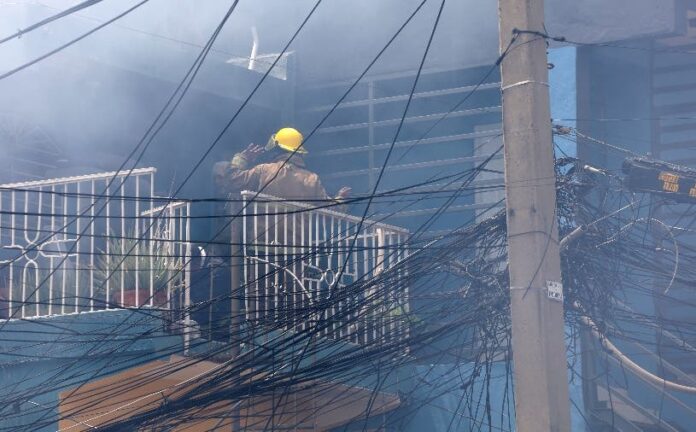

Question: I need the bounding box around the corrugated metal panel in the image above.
[298,65,503,234]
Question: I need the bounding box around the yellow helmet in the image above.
[267,127,306,154]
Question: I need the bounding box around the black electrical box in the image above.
[623,157,696,203]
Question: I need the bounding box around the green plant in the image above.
[95,227,182,297]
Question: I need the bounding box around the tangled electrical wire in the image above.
[1,150,694,431]
[2,0,696,428]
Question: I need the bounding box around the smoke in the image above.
[0,2,686,431]
[0,0,501,185]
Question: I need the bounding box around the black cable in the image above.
[0,0,149,81]
[0,0,105,45]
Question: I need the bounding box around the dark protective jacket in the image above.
[213,152,345,255]
[213,153,331,202]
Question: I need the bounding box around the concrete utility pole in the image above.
[497,0,571,431]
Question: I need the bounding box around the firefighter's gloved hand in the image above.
[336,186,352,201]
[231,143,264,169]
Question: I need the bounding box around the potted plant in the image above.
[96,228,182,308]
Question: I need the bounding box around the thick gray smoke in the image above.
[0,1,499,188]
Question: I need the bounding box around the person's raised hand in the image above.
[337,186,352,200]
[240,143,264,164]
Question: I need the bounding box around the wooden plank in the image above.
[58,357,400,431]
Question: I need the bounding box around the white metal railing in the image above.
[0,169,191,320]
[142,200,192,352]
[239,191,410,345]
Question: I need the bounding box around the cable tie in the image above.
[509,286,536,291]
[512,28,566,42]
[501,80,549,92]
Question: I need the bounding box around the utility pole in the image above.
[497,0,571,431]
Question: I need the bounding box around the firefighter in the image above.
[213,127,350,203]
[211,128,351,329]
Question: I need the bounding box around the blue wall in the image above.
[0,310,181,431]
[550,46,577,157]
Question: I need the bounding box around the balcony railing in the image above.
[0,170,408,350]
[238,191,410,346]
[0,169,191,320]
